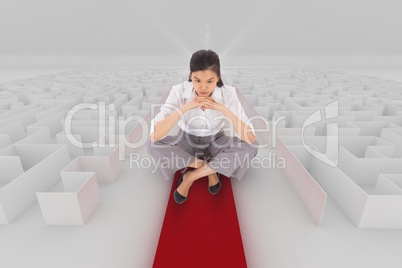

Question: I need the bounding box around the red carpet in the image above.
[153,169,248,268]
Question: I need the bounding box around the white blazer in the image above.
[150,81,255,138]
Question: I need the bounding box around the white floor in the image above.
[1,66,402,268]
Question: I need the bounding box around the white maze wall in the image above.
[0,67,401,228]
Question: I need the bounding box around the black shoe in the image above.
[173,189,187,204]
[208,173,221,195]
[173,168,192,204]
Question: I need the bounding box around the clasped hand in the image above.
[182,96,225,113]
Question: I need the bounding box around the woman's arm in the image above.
[149,86,182,142]
[150,96,206,142]
[199,96,256,144]
[150,108,184,142]
[221,107,255,144]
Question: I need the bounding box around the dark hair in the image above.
[188,49,224,87]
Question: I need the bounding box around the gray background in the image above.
[1,0,402,66]
[1,1,402,268]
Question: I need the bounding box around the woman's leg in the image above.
[176,162,219,197]
[205,134,259,181]
[146,128,218,180]
[175,134,259,197]
[187,157,205,168]
[184,158,219,187]
[146,134,197,180]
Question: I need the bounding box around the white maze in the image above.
[1,67,402,228]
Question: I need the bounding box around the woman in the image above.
[146,49,259,204]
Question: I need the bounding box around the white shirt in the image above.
[149,81,255,138]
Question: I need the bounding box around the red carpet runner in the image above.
[152,169,248,267]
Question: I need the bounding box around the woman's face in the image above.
[190,69,219,97]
